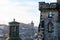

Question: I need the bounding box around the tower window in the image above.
[41,20,45,28]
[48,22,54,33]
[48,12,54,18]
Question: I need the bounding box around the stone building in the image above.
[38,0,60,40]
[0,24,8,40]
[19,21,35,40]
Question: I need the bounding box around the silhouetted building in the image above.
[8,19,21,40]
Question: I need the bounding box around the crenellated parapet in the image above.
[39,2,57,10]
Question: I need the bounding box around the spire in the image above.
[31,21,34,26]
[13,18,15,22]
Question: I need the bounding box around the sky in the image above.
[0,0,57,26]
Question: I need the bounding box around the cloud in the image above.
[45,0,57,3]
[0,0,57,26]
[14,1,40,26]
[0,0,40,26]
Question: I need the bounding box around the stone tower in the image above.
[57,0,60,3]
[8,19,21,40]
[38,1,60,40]
[56,0,60,40]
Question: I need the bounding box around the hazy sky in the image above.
[0,0,56,26]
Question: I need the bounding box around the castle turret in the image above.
[38,1,57,40]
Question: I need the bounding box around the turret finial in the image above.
[13,18,15,22]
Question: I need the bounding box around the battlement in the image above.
[57,0,60,3]
[39,2,57,10]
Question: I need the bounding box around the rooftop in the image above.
[39,2,57,10]
[9,19,20,24]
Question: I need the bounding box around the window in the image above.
[48,22,54,33]
[48,12,54,18]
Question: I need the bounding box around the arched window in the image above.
[41,20,45,28]
[48,22,54,33]
[38,23,40,32]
